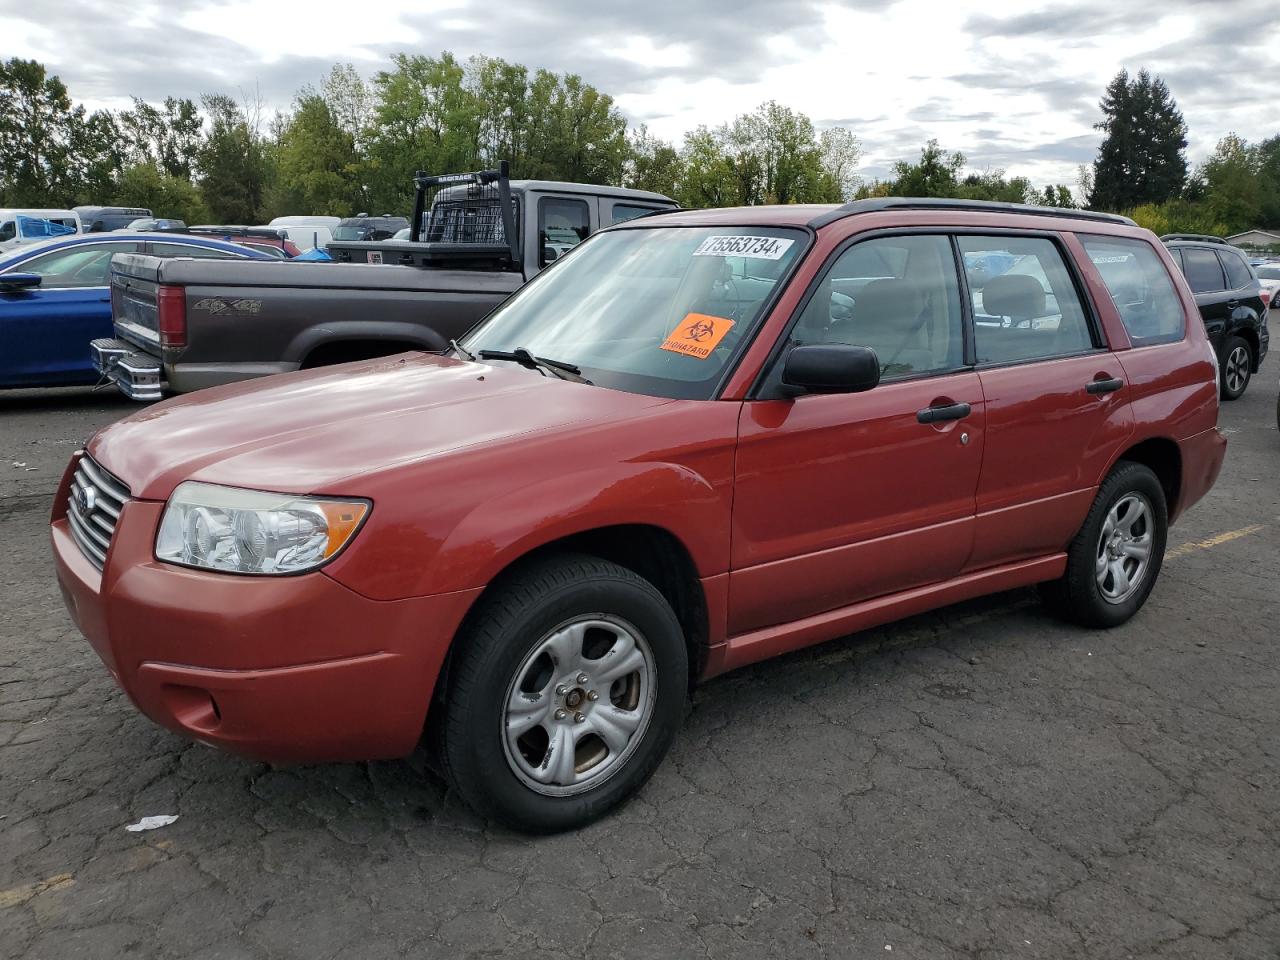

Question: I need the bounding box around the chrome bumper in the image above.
[91,338,164,402]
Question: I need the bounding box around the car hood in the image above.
[89,353,672,500]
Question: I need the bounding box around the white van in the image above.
[0,209,82,250]
[263,217,338,251]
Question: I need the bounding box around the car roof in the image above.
[506,180,676,204]
[0,231,273,265]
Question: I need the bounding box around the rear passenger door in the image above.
[959,233,1134,572]
[1178,247,1230,351]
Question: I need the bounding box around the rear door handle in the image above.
[917,402,971,424]
[1086,377,1124,394]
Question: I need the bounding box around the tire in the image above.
[1039,461,1168,629]
[438,553,688,833]
[1219,335,1252,400]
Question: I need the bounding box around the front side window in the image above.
[1181,248,1225,293]
[1218,249,1254,290]
[0,221,14,242]
[788,234,964,380]
[7,242,142,287]
[540,197,590,266]
[1080,235,1184,346]
[959,235,1095,364]
[463,226,806,400]
[149,242,243,260]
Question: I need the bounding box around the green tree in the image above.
[624,126,683,198]
[677,126,739,207]
[817,127,861,202]
[1089,69,1187,210]
[272,92,361,216]
[1037,184,1076,208]
[888,139,964,196]
[119,96,202,179]
[1200,133,1261,234]
[0,58,78,204]
[114,162,209,222]
[197,94,269,222]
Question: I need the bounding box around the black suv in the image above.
[1161,234,1269,400]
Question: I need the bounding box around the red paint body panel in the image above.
[730,372,984,633]
[52,487,481,762]
[51,205,1228,763]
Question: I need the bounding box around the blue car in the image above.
[0,232,272,389]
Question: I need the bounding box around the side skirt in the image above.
[703,553,1066,678]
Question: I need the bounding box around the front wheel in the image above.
[439,553,688,833]
[1220,335,1252,400]
[1040,461,1168,628]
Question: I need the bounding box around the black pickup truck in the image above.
[93,165,675,399]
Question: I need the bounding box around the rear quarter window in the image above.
[1218,249,1254,290]
[1080,235,1185,346]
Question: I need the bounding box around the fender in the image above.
[424,461,727,595]
[283,320,447,364]
[329,461,732,602]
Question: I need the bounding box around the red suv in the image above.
[51,199,1225,832]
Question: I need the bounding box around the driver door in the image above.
[729,234,985,634]
[1,240,140,386]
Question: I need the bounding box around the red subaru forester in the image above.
[52,199,1226,832]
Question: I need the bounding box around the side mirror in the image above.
[782,343,880,396]
[0,272,42,291]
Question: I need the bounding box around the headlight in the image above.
[156,482,370,575]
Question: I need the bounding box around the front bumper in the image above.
[51,471,482,763]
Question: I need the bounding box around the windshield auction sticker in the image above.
[692,235,794,260]
[660,313,735,360]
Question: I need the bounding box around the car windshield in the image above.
[1255,265,1280,280]
[463,226,807,399]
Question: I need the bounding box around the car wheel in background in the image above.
[1040,461,1168,629]
[1219,335,1252,400]
[439,553,688,833]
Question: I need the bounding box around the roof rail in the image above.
[1159,233,1227,244]
[808,197,1136,229]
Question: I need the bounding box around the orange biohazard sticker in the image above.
[659,313,735,360]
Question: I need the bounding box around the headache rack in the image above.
[410,161,520,261]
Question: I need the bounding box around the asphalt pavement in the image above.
[1,354,1277,960]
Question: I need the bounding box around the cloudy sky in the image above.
[4,0,1273,188]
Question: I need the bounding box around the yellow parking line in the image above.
[1166,524,1266,560]
[0,873,74,909]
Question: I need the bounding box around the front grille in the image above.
[67,456,130,570]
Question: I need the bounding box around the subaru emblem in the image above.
[77,484,96,515]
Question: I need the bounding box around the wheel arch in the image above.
[428,522,710,728]
[285,321,448,367]
[1111,436,1182,519]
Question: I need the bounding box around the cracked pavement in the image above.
[1,353,1278,960]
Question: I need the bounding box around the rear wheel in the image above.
[1219,335,1252,400]
[438,553,688,833]
[1040,461,1167,628]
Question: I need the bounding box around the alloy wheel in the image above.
[1095,493,1154,604]
[1224,345,1250,395]
[502,615,656,797]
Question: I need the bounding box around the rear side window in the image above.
[539,197,590,267]
[1218,249,1254,290]
[11,241,142,287]
[958,235,1095,364]
[612,203,662,224]
[1181,248,1225,293]
[1080,235,1185,346]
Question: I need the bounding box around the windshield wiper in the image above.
[449,339,475,361]
[478,347,592,384]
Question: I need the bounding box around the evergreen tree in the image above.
[1089,69,1187,210]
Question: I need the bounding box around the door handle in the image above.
[917,401,971,424]
[1086,377,1124,394]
